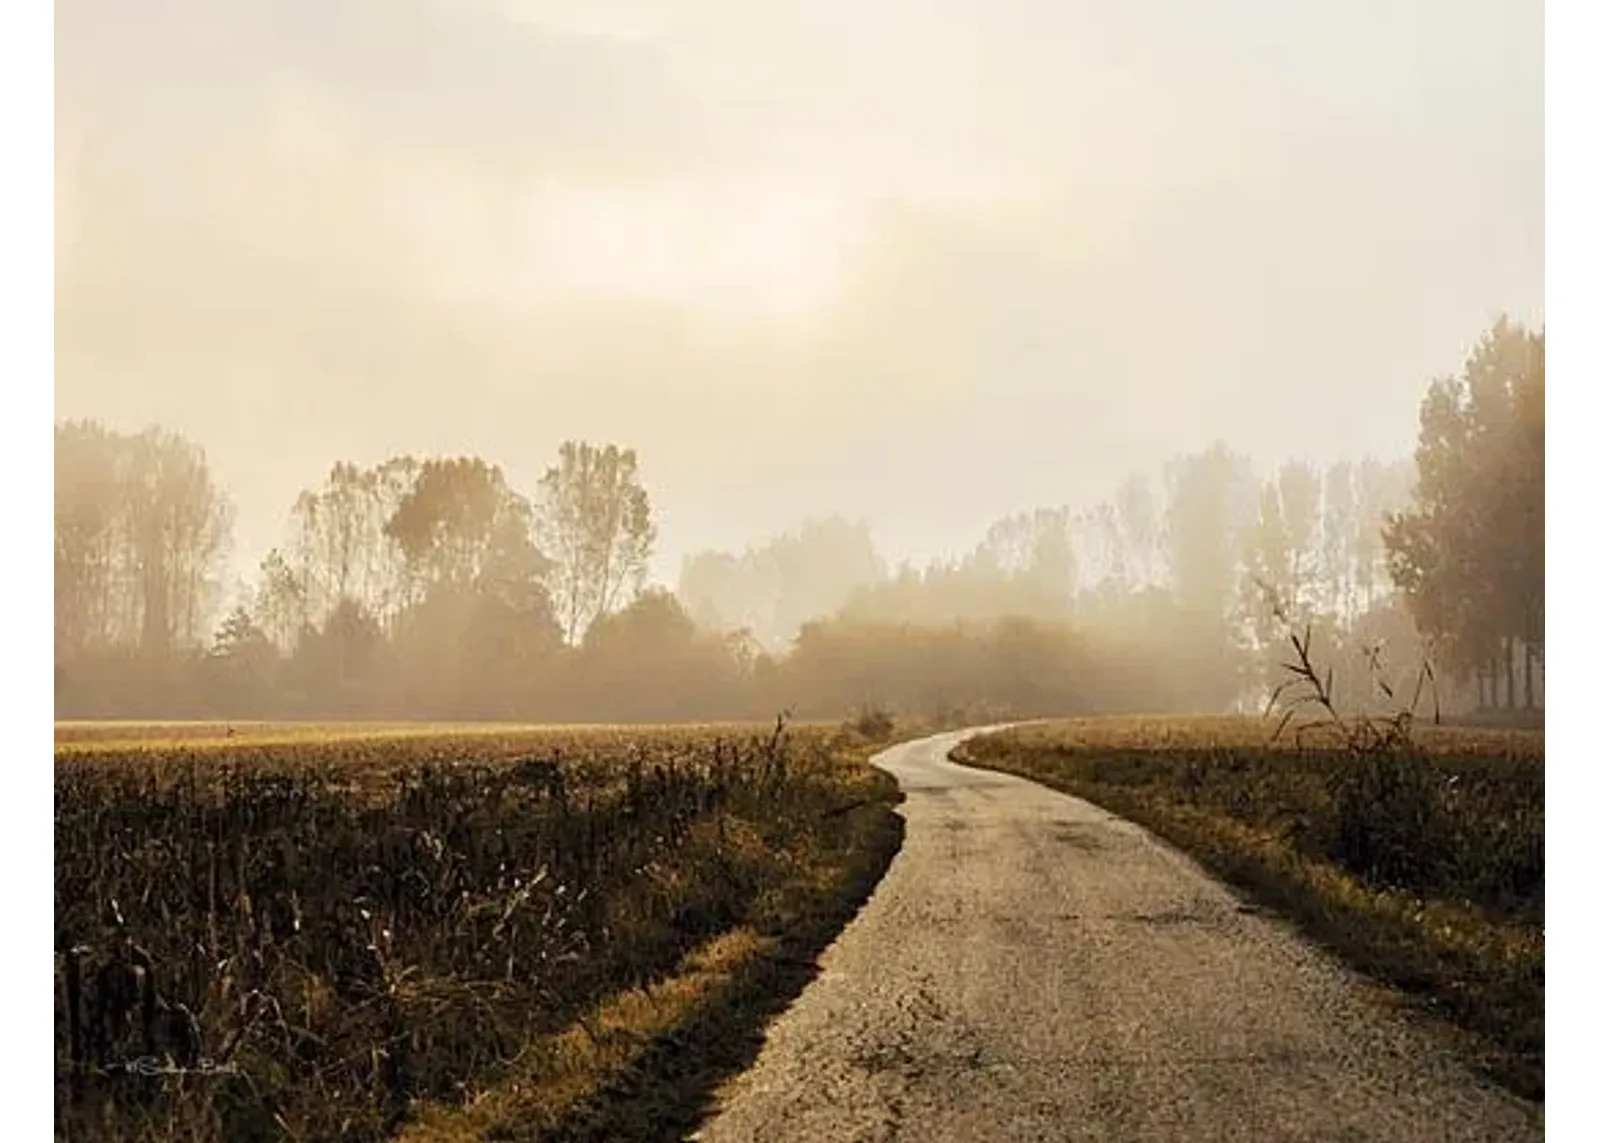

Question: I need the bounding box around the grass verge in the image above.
[951,717,1542,1102]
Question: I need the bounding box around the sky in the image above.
[54,0,1543,587]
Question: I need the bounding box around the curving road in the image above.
[693,728,1542,1142]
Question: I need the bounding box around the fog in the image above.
[56,0,1541,586]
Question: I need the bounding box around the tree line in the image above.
[55,317,1542,723]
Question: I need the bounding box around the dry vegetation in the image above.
[953,714,1543,1100]
[52,721,790,755]
[54,720,909,1142]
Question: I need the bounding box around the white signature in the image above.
[112,1056,240,1078]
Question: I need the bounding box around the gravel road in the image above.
[692,728,1543,1142]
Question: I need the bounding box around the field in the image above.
[54,719,909,1143]
[952,715,1544,1100]
[53,720,790,753]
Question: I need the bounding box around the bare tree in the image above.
[1276,459,1322,612]
[54,421,122,657]
[285,458,415,631]
[533,442,657,644]
[54,422,232,660]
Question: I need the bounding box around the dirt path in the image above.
[692,728,1542,1142]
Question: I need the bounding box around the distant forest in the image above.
[55,318,1543,723]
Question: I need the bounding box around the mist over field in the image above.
[54,0,1543,724]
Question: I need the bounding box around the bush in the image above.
[1327,748,1445,889]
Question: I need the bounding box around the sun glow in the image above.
[526,177,860,319]
[391,172,863,325]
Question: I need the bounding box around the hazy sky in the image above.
[55,0,1543,587]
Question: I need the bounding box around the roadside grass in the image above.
[951,716,1543,1101]
[55,719,912,1142]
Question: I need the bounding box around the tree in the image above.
[387,581,562,717]
[286,458,414,630]
[128,429,234,656]
[1085,502,1128,593]
[969,513,1036,576]
[386,457,548,598]
[1161,442,1257,709]
[285,598,386,708]
[1114,472,1162,588]
[1028,508,1078,608]
[54,420,123,657]
[768,517,887,641]
[388,458,561,717]
[1276,459,1321,612]
[533,442,657,644]
[254,547,309,654]
[1384,317,1543,709]
[1508,332,1545,704]
[677,516,884,649]
[678,550,742,633]
[251,452,566,716]
[1352,456,1413,614]
[963,507,1076,620]
[1320,460,1358,622]
[205,603,280,703]
[575,589,749,720]
[1239,478,1291,652]
[53,421,232,661]
[1164,442,1256,623]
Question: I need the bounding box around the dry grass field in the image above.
[53,720,800,754]
[55,719,909,1143]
